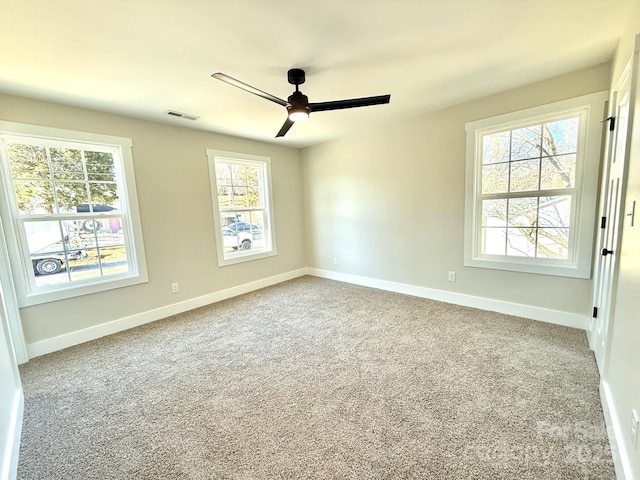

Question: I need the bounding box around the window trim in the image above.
[206,149,277,267]
[0,121,148,306]
[464,91,608,278]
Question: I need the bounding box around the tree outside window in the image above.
[479,116,579,259]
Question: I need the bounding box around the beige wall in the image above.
[0,93,305,344]
[605,6,640,478]
[611,2,640,90]
[302,63,610,315]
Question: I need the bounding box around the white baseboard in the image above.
[1,388,23,480]
[305,268,588,330]
[26,268,307,358]
[26,266,588,358]
[600,380,633,480]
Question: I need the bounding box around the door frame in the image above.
[590,43,639,374]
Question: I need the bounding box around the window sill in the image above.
[463,256,591,279]
[18,272,148,307]
[218,249,276,267]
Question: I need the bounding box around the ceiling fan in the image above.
[211,68,391,138]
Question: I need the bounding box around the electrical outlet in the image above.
[171,282,179,294]
[333,256,338,265]
[447,271,456,282]
[632,409,639,449]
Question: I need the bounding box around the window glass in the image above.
[476,116,580,260]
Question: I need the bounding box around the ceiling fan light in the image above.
[288,108,309,122]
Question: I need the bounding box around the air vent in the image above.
[166,110,199,121]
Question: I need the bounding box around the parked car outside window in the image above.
[223,222,263,251]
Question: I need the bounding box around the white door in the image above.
[591,56,638,374]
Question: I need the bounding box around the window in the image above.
[207,150,276,266]
[464,92,607,278]
[0,122,147,306]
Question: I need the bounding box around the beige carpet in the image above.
[18,276,614,479]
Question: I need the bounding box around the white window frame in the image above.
[0,121,148,306]
[464,91,608,278]
[206,149,276,266]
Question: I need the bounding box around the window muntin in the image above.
[464,91,607,278]
[0,123,147,305]
[207,150,275,266]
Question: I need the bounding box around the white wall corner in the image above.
[305,268,589,331]
[600,381,634,480]
[25,268,307,359]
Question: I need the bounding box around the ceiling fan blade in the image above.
[310,94,390,112]
[212,72,288,107]
[276,118,295,138]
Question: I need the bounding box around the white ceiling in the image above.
[0,1,633,148]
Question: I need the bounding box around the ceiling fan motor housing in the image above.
[288,91,309,110]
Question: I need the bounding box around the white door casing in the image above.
[0,217,26,365]
[0,282,22,480]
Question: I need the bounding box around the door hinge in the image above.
[592,306,598,318]
[603,116,615,131]
[601,216,607,229]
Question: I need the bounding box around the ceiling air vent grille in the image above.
[167,110,199,121]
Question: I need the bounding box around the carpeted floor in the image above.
[18,276,614,479]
